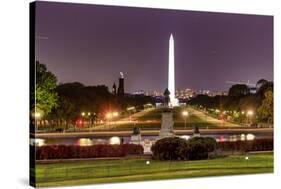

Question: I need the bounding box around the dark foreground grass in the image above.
[35,153,273,187]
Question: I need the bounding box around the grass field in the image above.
[34,153,273,187]
[93,107,222,131]
[106,106,234,130]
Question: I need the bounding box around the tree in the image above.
[151,137,189,160]
[256,81,273,96]
[51,82,117,129]
[256,79,268,89]
[228,84,249,97]
[35,61,58,116]
[238,95,261,112]
[258,90,273,123]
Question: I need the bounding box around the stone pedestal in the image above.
[192,126,200,138]
[159,111,174,138]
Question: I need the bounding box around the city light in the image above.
[182,111,189,129]
[247,110,254,116]
[180,135,190,140]
[112,112,119,117]
[109,136,121,145]
[77,138,93,146]
[34,138,45,147]
[241,134,246,141]
[106,112,119,119]
[182,111,189,116]
[81,112,85,116]
[127,106,135,111]
[34,112,41,118]
[106,113,112,119]
[88,112,91,116]
[246,134,255,140]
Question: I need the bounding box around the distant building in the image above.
[132,90,145,95]
[117,72,125,96]
[143,88,227,99]
[249,87,257,94]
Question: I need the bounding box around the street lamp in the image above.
[106,112,113,128]
[127,106,135,123]
[247,110,254,125]
[182,111,189,129]
[33,112,41,132]
[34,112,41,118]
[247,110,254,116]
[112,112,119,127]
[112,112,119,117]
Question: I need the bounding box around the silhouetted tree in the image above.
[35,61,58,117]
[228,84,249,97]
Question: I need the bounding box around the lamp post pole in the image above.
[182,111,189,130]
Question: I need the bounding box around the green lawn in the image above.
[35,153,273,187]
[111,107,218,130]
[40,107,238,132]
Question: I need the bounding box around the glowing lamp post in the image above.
[34,112,41,132]
[247,110,254,125]
[106,112,113,127]
[112,112,119,117]
[182,111,189,129]
[34,112,41,118]
[81,112,86,127]
[112,112,119,127]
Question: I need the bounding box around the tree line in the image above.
[33,61,153,130]
[188,79,273,124]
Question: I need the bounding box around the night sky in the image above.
[35,1,273,93]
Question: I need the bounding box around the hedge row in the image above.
[151,137,273,161]
[218,138,273,152]
[36,144,144,160]
[151,137,217,161]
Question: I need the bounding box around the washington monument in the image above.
[168,34,179,107]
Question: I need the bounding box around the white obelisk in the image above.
[168,34,178,107]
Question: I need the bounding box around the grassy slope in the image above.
[35,153,273,187]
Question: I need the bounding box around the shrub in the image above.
[203,137,218,152]
[151,137,189,160]
[152,137,218,161]
[218,138,273,152]
[187,140,208,160]
[36,144,144,160]
[187,137,216,160]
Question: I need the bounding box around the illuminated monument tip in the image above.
[120,72,124,78]
[170,34,173,40]
[168,33,178,107]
